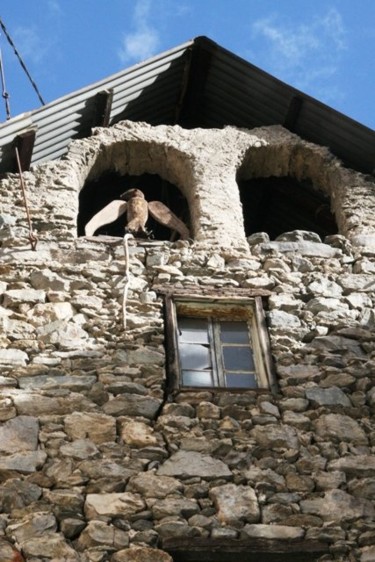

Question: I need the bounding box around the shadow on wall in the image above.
[78,171,190,241]
[238,175,338,241]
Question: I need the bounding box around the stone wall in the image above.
[0,121,375,561]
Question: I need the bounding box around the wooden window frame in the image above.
[164,293,276,393]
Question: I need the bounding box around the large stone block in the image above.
[209,483,260,524]
[128,472,183,498]
[0,415,38,453]
[85,493,145,519]
[314,414,368,444]
[64,412,116,443]
[158,451,232,480]
[103,395,162,419]
[251,424,299,450]
[301,489,374,521]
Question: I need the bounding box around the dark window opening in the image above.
[238,176,338,240]
[78,171,190,240]
[169,552,324,562]
[163,536,328,561]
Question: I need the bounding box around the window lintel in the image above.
[162,536,329,561]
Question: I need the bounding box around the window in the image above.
[178,317,257,388]
[164,295,276,392]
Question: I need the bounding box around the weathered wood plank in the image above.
[163,537,328,562]
[154,286,272,297]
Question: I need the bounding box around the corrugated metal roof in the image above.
[198,39,375,173]
[0,36,374,175]
[0,40,191,173]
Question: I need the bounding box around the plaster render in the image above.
[2,120,375,250]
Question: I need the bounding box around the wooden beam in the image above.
[163,537,328,562]
[176,41,214,128]
[284,95,303,132]
[174,47,193,125]
[13,129,36,172]
[168,552,323,562]
[154,286,272,298]
[78,89,113,138]
[255,295,278,394]
[93,89,113,128]
[163,296,180,394]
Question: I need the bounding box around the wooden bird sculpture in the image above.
[85,188,190,240]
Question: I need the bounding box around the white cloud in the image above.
[321,8,346,50]
[119,28,159,63]
[174,4,192,17]
[252,20,319,65]
[118,0,160,64]
[13,26,48,65]
[47,0,63,16]
[251,8,347,102]
[134,0,152,22]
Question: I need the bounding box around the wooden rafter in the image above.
[93,89,113,128]
[13,129,36,172]
[284,95,303,132]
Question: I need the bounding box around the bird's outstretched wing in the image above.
[85,200,127,236]
[148,201,190,240]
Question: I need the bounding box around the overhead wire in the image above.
[0,43,11,119]
[122,233,134,329]
[0,16,45,114]
[0,17,43,251]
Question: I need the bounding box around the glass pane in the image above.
[220,321,249,344]
[225,372,258,388]
[179,343,211,370]
[182,370,214,387]
[222,346,255,371]
[178,318,209,344]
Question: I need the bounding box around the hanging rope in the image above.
[15,146,38,251]
[0,45,11,119]
[122,233,134,329]
[0,17,45,110]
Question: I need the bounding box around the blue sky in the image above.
[0,0,374,129]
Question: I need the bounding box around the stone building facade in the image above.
[0,118,375,562]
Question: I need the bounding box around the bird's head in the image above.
[120,188,145,201]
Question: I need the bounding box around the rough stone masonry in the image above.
[0,120,375,561]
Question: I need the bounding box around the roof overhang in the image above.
[0,36,374,175]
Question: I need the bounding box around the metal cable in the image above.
[122,233,134,329]
[15,146,38,251]
[0,17,45,108]
[0,45,11,119]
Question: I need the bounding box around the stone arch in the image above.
[63,127,197,241]
[236,141,342,240]
[33,122,375,247]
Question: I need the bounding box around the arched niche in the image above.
[237,144,338,240]
[69,128,195,241]
[78,170,190,241]
[238,175,337,240]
